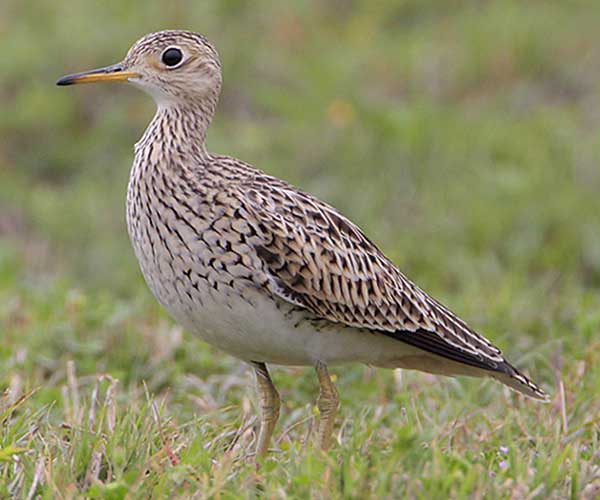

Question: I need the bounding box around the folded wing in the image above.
[236,175,504,366]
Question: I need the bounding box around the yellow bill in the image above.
[56,63,139,86]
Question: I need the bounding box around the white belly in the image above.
[150,274,420,367]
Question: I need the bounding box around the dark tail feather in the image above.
[491,360,550,401]
[384,328,549,401]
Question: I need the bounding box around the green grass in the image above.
[1,0,600,497]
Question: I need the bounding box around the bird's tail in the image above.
[491,360,550,402]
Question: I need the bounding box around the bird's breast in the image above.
[125,157,270,340]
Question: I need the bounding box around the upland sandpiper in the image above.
[57,30,549,455]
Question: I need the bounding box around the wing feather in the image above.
[232,174,505,368]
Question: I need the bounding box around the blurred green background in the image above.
[1,0,600,497]
[3,0,600,298]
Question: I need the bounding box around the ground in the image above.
[1,0,600,498]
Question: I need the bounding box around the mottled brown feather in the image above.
[209,166,547,400]
[230,174,498,353]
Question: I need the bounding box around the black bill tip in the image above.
[56,75,75,86]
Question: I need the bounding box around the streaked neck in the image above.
[135,98,217,161]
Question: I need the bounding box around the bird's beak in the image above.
[56,63,140,86]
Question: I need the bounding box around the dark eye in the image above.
[161,47,183,67]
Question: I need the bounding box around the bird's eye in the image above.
[161,47,183,67]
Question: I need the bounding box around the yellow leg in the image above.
[251,362,280,456]
[315,361,340,451]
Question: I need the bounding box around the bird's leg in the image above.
[315,361,340,451]
[251,361,280,456]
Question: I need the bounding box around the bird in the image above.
[57,30,549,456]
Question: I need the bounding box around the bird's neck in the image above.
[135,98,217,162]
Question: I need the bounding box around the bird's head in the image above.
[57,30,222,107]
